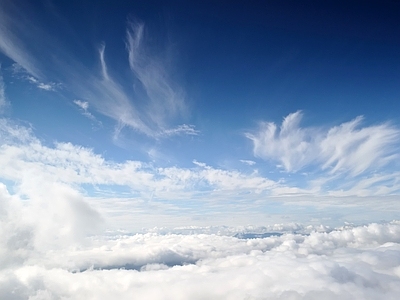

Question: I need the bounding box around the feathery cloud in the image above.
[0,3,196,139]
[126,22,187,126]
[246,111,400,176]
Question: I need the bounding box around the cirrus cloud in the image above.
[246,111,400,176]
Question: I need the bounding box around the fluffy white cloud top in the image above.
[0,190,399,300]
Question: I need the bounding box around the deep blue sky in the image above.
[1,0,400,229]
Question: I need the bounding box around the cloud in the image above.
[0,2,42,78]
[0,4,195,139]
[25,75,57,91]
[126,22,187,128]
[0,119,276,197]
[161,124,199,137]
[0,68,8,113]
[1,118,399,230]
[0,118,283,232]
[246,111,320,172]
[74,99,89,111]
[240,159,256,166]
[71,25,196,139]
[1,120,400,299]
[246,111,400,176]
[0,216,399,299]
[73,99,101,126]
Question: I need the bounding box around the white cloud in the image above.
[320,116,399,176]
[192,160,208,168]
[0,3,42,78]
[1,118,399,236]
[126,22,187,127]
[74,99,89,111]
[0,68,8,113]
[246,111,400,176]
[246,111,319,172]
[0,5,195,140]
[0,119,279,208]
[37,82,55,91]
[70,27,197,139]
[1,118,399,219]
[0,120,400,299]
[0,214,399,299]
[240,159,256,166]
[161,124,199,137]
[14,69,58,91]
[73,99,101,126]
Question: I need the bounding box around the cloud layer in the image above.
[0,191,399,300]
[1,118,400,232]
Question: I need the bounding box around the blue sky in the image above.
[1,0,400,230]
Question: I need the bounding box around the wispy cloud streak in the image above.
[0,1,42,78]
[73,100,101,126]
[126,21,187,129]
[0,3,195,139]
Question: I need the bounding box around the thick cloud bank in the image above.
[1,212,400,299]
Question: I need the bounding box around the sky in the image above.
[1,0,400,230]
[1,0,400,298]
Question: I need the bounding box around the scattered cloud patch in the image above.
[161,124,199,137]
[240,159,256,166]
[74,99,89,111]
[73,99,101,126]
[14,68,58,91]
[192,160,208,168]
[37,82,54,90]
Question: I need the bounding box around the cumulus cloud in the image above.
[246,111,400,176]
